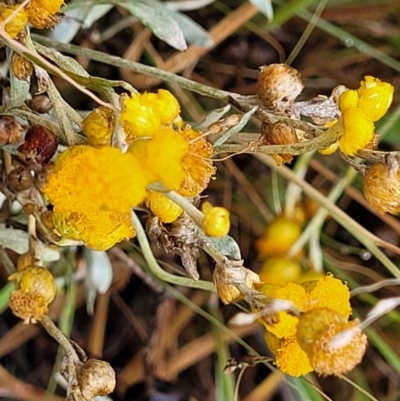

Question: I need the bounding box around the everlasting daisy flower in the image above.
[296,308,367,376]
[26,0,64,29]
[45,145,149,215]
[321,76,393,156]
[9,266,56,323]
[0,5,28,38]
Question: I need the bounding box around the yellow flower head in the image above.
[9,266,56,323]
[0,5,28,39]
[259,282,307,338]
[120,90,181,141]
[53,210,135,251]
[202,202,230,237]
[82,106,114,147]
[26,0,64,29]
[311,318,367,376]
[357,76,394,122]
[176,126,216,196]
[145,191,183,223]
[45,145,149,215]
[321,76,393,156]
[275,336,313,377]
[305,273,351,318]
[297,308,367,376]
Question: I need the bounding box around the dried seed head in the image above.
[257,64,304,111]
[0,115,26,145]
[77,359,116,401]
[18,125,58,166]
[29,95,52,114]
[260,121,299,165]
[7,164,33,192]
[363,161,400,214]
[11,52,33,81]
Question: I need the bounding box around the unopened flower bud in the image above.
[82,106,114,147]
[77,359,116,401]
[29,95,52,114]
[363,160,400,214]
[260,121,299,165]
[257,64,304,111]
[202,202,230,237]
[145,191,183,223]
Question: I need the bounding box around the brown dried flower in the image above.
[11,52,33,81]
[260,121,299,165]
[257,64,304,111]
[363,158,400,214]
[77,359,116,401]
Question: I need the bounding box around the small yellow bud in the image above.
[82,106,114,147]
[145,191,183,223]
[202,202,230,237]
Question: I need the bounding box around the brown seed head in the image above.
[18,125,58,166]
[363,161,400,214]
[0,115,26,146]
[29,95,53,114]
[77,359,116,401]
[7,164,34,192]
[260,121,299,165]
[257,64,304,111]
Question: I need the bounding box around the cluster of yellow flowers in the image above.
[0,0,64,36]
[44,90,216,250]
[322,76,394,156]
[259,274,367,377]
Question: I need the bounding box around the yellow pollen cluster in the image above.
[321,76,393,156]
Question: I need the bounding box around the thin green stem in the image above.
[31,34,231,101]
